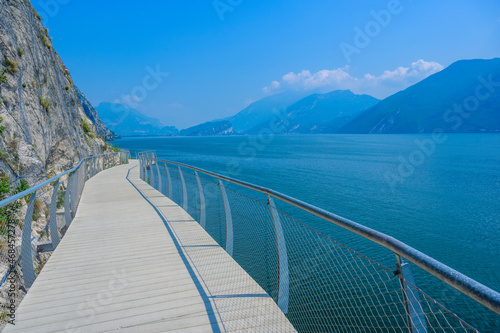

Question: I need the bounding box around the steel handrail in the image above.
[0,153,117,208]
[140,155,500,316]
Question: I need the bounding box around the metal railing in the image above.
[0,151,128,313]
[138,153,500,332]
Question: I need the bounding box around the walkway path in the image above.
[4,161,295,332]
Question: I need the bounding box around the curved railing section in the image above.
[0,151,128,299]
[138,153,500,333]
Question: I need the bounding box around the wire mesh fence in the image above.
[139,155,500,333]
[0,152,127,328]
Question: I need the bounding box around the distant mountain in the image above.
[179,120,234,136]
[76,87,118,140]
[226,91,310,133]
[340,58,500,133]
[96,103,178,137]
[247,90,379,134]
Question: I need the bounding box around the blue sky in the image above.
[33,0,500,129]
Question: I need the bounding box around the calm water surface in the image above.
[114,134,500,330]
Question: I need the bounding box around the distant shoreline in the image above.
[111,132,500,140]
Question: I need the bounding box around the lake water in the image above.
[114,134,500,331]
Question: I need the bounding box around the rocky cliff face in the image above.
[0,0,113,185]
[0,1,115,324]
[76,86,118,141]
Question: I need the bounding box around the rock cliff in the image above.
[76,86,118,141]
[0,0,113,186]
[0,2,115,322]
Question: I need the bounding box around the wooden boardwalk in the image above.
[4,161,296,332]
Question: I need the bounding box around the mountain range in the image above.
[180,89,378,136]
[340,58,500,133]
[226,91,311,133]
[96,103,179,137]
[97,58,500,137]
[246,90,379,134]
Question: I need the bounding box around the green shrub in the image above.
[0,177,30,235]
[3,59,18,75]
[64,85,70,90]
[0,150,7,163]
[34,199,44,215]
[56,189,65,209]
[42,34,52,50]
[85,135,94,147]
[0,117,6,135]
[80,118,95,138]
[0,69,7,84]
[22,83,26,88]
[39,96,50,113]
[17,47,24,57]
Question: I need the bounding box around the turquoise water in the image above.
[114,134,500,331]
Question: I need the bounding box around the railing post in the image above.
[268,195,289,314]
[139,156,143,180]
[396,255,428,333]
[156,160,162,192]
[146,158,151,184]
[49,179,61,248]
[178,166,188,211]
[65,172,73,227]
[21,191,37,288]
[218,179,233,257]
[165,163,173,199]
[142,156,146,181]
[70,168,79,215]
[195,171,206,229]
[160,162,166,194]
[84,159,89,182]
[150,159,156,187]
[142,157,146,181]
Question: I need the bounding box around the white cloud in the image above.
[263,60,444,99]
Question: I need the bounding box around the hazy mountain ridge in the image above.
[246,90,380,134]
[96,102,179,137]
[340,58,500,133]
[180,120,234,136]
[226,91,311,133]
[96,59,500,136]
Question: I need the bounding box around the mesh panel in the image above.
[181,169,200,221]
[138,158,492,333]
